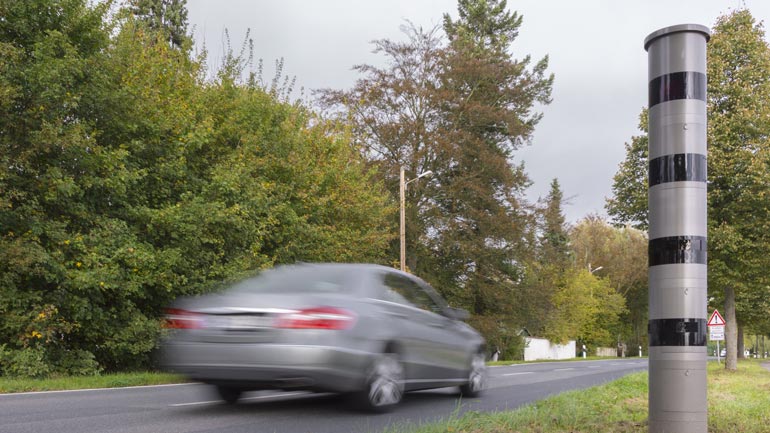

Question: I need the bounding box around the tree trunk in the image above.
[737,325,745,359]
[724,285,738,371]
[756,334,760,358]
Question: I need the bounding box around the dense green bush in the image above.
[0,0,393,377]
[0,346,51,378]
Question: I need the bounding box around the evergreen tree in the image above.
[606,110,649,230]
[435,0,553,350]
[516,178,569,337]
[129,0,190,50]
[540,178,570,267]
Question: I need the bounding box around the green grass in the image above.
[388,360,770,433]
[0,371,186,393]
[708,360,770,432]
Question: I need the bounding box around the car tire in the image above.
[459,352,486,398]
[216,385,243,404]
[354,352,404,412]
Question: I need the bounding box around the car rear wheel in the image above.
[216,385,243,404]
[459,352,486,397]
[355,353,404,412]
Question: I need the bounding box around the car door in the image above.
[376,271,468,386]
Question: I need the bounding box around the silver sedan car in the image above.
[160,263,486,411]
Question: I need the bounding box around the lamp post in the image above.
[400,167,432,272]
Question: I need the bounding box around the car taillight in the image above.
[275,307,357,330]
[164,308,203,329]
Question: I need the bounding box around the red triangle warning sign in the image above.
[708,309,726,326]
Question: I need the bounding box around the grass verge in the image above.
[388,359,770,433]
[0,371,186,394]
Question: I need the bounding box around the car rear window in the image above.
[232,266,354,294]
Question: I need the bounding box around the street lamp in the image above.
[400,167,432,272]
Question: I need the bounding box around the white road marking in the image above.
[554,368,575,371]
[169,391,309,407]
[503,372,534,376]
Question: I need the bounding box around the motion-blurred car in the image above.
[159,263,486,411]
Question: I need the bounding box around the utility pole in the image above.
[400,167,406,272]
[645,24,711,433]
[399,168,432,272]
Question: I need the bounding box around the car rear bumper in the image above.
[159,342,372,393]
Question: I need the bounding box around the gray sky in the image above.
[186,0,770,224]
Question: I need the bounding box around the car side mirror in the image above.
[445,307,469,321]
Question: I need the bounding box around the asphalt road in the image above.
[0,358,647,433]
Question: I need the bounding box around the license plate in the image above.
[205,315,271,329]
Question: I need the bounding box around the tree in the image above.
[427,0,552,352]
[321,0,552,355]
[706,9,770,370]
[318,23,444,273]
[0,1,394,376]
[539,178,570,267]
[516,178,569,337]
[542,268,627,348]
[569,216,648,350]
[605,9,770,370]
[128,0,190,50]
[606,110,649,230]
[0,0,121,375]
[522,215,638,349]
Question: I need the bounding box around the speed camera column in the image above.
[644,24,711,433]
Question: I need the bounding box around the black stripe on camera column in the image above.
[649,153,707,186]
[648,236,707,266]
[649,318,707,346]
[649,71,706,107]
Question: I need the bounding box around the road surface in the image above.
[0,358,647,433]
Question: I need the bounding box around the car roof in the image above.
[268,262,427,289]
[275,262,405,274]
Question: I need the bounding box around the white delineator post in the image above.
[645,24,710,433]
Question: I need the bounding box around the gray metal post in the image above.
[645,24,710,433]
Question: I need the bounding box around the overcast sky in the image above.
[186,0,770,224]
